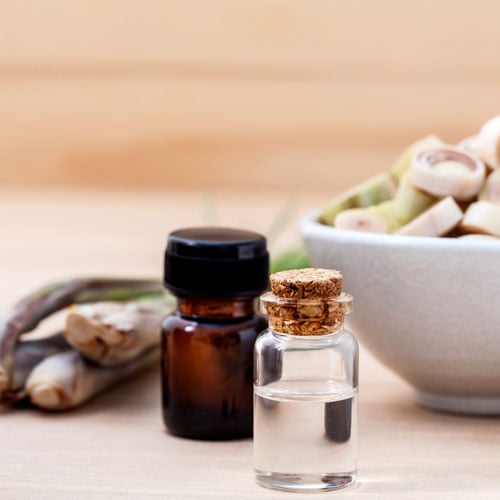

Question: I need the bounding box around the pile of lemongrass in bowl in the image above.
[300,115,500,415]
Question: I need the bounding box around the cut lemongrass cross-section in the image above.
[397,197,463,237]
[410,146,486,201]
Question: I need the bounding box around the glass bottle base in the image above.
[255,469,356,492]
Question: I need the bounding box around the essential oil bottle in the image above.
[162,227,269,440]
[254,268,358,492]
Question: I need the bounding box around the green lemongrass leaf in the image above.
[270,247,310,274]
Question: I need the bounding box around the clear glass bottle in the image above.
[254,268,358,492]
[162,227,269,440]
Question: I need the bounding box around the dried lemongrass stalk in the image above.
[0,332,69,402]
[26,348,159,411]
[65,299,173,366]
[0,278,163,392]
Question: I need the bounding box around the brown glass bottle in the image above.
[162,297,267,440]
[162,227,269,440]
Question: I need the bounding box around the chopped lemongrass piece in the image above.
[397,197,463,237]
[319,173,396,226]
[410,147,485,201]
[65,299,172,366]
[460,201,500,237]
[334,208,389,233]
[393,173,435,226]
[390,135,443,182]
[479,169,500,205]
[26,348,159,411]
[477,115,500,169]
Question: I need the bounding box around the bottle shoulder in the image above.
[255,328,358,351]
[162,312,267,332]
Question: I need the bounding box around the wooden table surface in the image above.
[1,188,500,499]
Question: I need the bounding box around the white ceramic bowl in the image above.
[301,211,500,415]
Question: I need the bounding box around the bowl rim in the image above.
[300,210,500,251]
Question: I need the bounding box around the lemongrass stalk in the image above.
[0,278,163,391]
[65,299,173,366]
[26,348,159,411]
[1,332,70,401]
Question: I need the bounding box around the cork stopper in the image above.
[270,268,343,300]
[261,268,352,336]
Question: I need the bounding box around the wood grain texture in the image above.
[1,1,500,191]
[1,188,500,499]
[2,0,500,69]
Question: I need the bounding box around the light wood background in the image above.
[1,1,500,192]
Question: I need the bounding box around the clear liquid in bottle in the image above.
[254,380,357,492]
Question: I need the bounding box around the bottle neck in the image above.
[271,325,344,341]
[176,296,256,320]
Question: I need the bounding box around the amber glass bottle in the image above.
[162,227,269,440]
